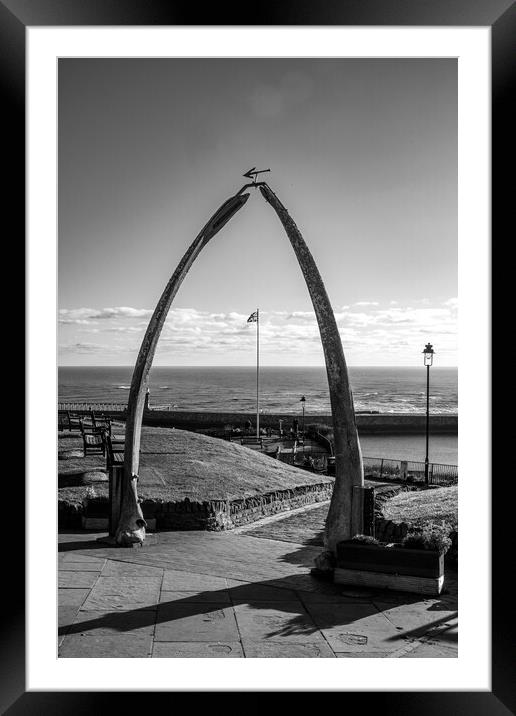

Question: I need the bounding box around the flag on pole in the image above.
[247,309,260,438]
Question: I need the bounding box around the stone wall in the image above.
[58,500,84,529]
[372,485,458,563]
[59,407,457,435]
[142,410,457,435]
[58,481,334,531]
[374,517,410,542]
[373,485,409,541]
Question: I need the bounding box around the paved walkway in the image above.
[58,521,458,658]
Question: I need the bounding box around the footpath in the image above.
[58,506,458,659]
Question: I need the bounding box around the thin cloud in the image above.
[58,299,457,363]
[59,342,113,354]
[59,307,153,322]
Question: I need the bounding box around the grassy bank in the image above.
[381,486,458,532]
[58,425,333,506]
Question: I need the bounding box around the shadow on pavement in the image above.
[58,530,457,652]
[58,531,110,552]
[60,573,456,644]
[384,612,458,642]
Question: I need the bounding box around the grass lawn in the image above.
[58,425,333,505]
[381,486,458,532]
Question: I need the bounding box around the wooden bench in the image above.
[79,418,106,457]
[241,437,263,448]
[92,411,112,435]
[104,435,125,536]
[59,410,83,432]
[105,434,125,469]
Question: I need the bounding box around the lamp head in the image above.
[422,343,435,366]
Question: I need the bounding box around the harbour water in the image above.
[358,434,457,466]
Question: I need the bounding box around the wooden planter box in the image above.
[334,541,444,595]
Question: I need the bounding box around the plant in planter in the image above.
[402,526,451,554]
[334,528,449,596]
[348,534,380,546]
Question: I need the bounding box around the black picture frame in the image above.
[5,0,510,711]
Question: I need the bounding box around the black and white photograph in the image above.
[0,0,510,704]
[4,4,502,700]
[56,55,460,660]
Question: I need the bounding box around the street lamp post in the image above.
[422,343,435,485]
[300,396,306,453]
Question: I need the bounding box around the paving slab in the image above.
[241,503,327,546]
[59,633,153,658]
[160,590,232,605]
[59,548,106,563]
[58,588,90,607]
[300,591,372,605]
[233,601,323,642]
[398,641,456,658]
[101,561,164,578]
[59,606,81,628]
[81,575,162,611]
[79,532,321,588]
[162,569,228,592]
[68,609,156,637]
[264,574,329,594]
[227,579,299,602]
[152,642,244,658]
[422,639,458,657]
[59,561,106,572]
[374,600,458,644]
[335,652,392,658]
[306,601,382,629]
[58,571,100,589]
[337,588,377,600]
[423,619,458,653]
[307,603,401,654]
[242,641,335,658]
[155,603,240,643]
[58,530,458,659]
[58,606,81,647]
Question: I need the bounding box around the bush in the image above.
[402,524,452,554]
[305,423,321,432]
[307,423,333,438]
[351,534,380,545]
[83,486,98,502]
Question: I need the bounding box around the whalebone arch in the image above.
[116,183,364,559]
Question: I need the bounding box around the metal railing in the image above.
[362,456,457,486]
[58,402,127,413]
[57,406,458,485]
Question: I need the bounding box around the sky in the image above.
[58,58,457,367]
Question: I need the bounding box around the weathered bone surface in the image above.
[259,184,364,552]
[116,193,250,546]
[117,182,363,552]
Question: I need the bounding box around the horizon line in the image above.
[58,364,458,369]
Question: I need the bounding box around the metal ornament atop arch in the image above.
[115,174,364,558]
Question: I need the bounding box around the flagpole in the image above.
[256,308,260,439]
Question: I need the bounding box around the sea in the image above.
[59,366,457,415]
[59,366,458,464]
